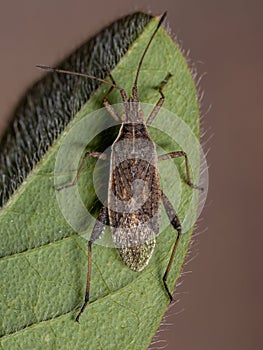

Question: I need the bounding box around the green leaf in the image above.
[0,14,200,350]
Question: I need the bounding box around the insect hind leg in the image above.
[75,205,109,322]
[161,191,182,303]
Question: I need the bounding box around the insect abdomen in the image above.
[118,240,156,272]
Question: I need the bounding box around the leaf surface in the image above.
[0,14,200,350]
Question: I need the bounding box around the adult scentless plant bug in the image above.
[37,12,202,322]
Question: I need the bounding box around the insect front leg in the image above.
[158,151,204,190]
[103,73,121,122]
[57,151,107,191]
[146,73,173,126]
[161,191,182,303]
[75,205,109,322]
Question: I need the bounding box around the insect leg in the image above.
[57,151,107,191]
[161,191,181,302]
[158,151,204,190]
[75,205,109,322]
[103,73,121,122]
[146,73,173,126]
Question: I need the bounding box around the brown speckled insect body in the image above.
[37,12,201,322]
[109,122,161,272]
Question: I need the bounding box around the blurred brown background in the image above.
[1,0,262,349]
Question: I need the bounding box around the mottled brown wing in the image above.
[108,124,162,271]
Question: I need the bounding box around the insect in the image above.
[37,12,202,322]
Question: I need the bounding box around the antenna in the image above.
[36,12,167,103]
[36,65,122,91]
[132,12,167,99]
[36,65,128,102]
